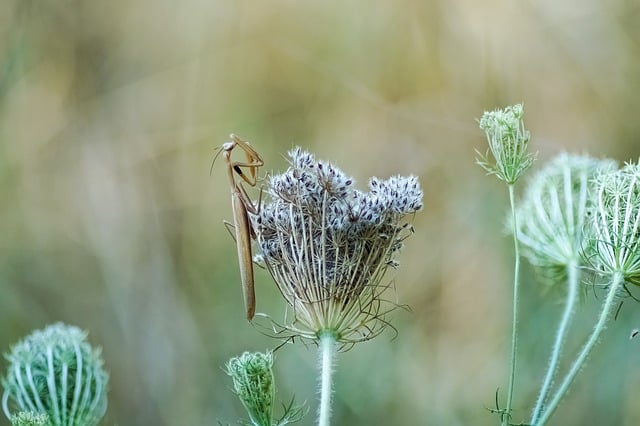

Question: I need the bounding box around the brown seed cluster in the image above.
[250,148,422,343]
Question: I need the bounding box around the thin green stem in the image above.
[530,261,579,424]
[503,184,520,426]
[318,332,337,426]
[535,271,623,426]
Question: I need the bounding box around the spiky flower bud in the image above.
[477,104,536,184]
[1,323,108,426]
[225,351,304,426]
[516,153,616,278]
[586,161,640,284]
[226,352,275,426]
[251,148,423,344]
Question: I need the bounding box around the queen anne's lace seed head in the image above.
[586,161,640,285]
[251,149,423,345]
[516,153,616,279]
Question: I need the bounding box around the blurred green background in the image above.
[1,1,640,425]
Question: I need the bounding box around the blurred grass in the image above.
[1,0,640,425]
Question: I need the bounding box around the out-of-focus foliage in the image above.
[1,1,639,425]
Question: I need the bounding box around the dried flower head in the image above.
[586,161,640,285]
[225,351,305,426]
[251,148,423,345]
[1,323,108,426]
[516,153,616,278]
[477,104,536,184]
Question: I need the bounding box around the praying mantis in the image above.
[214,134,264,320]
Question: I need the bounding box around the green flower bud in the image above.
[477,104,536,184]
[2,323,108,426]
[226,351,274,426]
[225,351,305,426]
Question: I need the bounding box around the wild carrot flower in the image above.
[536,161,640,425]
[226,351,275,426]
[225,351,305,426]
[476,103,535,425]
[251,147,423,344]
[1,323,108,426]
[514,153,616,425]
[586,161,640,283]
[517,153,616,277]
[476,103,535,185]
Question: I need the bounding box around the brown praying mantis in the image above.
[214,134,264,320]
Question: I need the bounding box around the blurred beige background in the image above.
[1,1,640,425]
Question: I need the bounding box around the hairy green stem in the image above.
[535,271,623,425]
[503,184,520,426]
[530,261,579,424]
[318,333,336,426]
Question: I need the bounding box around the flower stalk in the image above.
[535,272,623,425]
[513,154,615,424]
[505,184,520,426]
[318,333,336,426]
[477,104,534,424]
[529,260,579,424]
